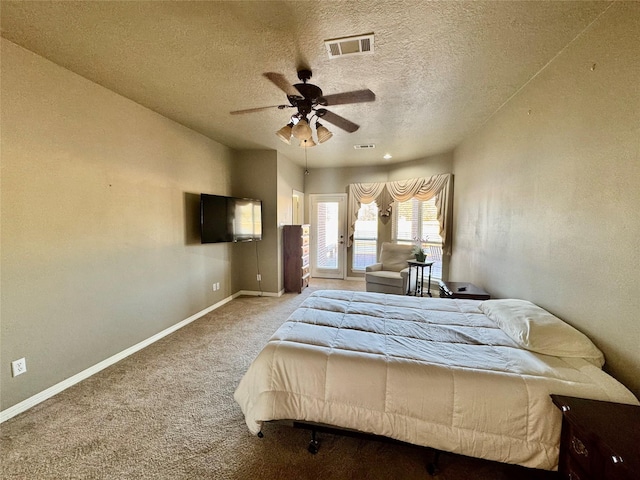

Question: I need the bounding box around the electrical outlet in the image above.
[11,358,27,377]
[212,283,216,291]
[256,274,261,281]
[215,282,220,290]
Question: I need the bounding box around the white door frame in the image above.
[292,189,304,225]
[309,193,347,279]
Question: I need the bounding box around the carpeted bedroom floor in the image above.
[0,279,559,480]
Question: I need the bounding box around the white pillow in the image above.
[479,299,604,366]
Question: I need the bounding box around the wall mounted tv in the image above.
[200,194,262,243]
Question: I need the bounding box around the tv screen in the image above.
[200,194,262,243]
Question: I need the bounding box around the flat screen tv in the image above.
[200,194,262,243]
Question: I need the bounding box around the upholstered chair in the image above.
[365,242,414,295]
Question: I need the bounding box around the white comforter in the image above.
[234,290,638,470]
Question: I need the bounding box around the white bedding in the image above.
[234,290,638,470]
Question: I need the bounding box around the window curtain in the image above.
[347,173,453,255]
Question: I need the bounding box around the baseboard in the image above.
[235,289,283,298]
[0,295,234,424]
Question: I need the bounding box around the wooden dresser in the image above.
[283,225,310,293]
[551,394,640,480]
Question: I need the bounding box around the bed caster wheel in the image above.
[307,429,320,454]
[257,431,264,438]
[308,439,319,454]
[427,450,441,476]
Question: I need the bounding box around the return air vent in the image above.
[325,33,374,59]
[354,144,375,150]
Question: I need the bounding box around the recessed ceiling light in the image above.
[383,154,392,160]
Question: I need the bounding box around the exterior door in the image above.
[309,194,346,279]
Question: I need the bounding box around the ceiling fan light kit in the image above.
[316,122,333,143]
[231,69,375,148]
[276,116,332,147]
[291,119,312,141]
[276,123,294,144]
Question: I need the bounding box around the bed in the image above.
[234,290,638,471]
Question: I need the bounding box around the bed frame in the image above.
[258,420,442,476]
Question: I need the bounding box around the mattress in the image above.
[234,290,638,470]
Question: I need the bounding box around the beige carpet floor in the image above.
[1,279,558,479]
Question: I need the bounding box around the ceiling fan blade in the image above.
[230,105,287,115]
[317,109,359,133]
[322,89,375,106]
[263,72,303,98]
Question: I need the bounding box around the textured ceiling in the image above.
[0,1,610,168]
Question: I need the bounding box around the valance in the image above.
[347,173,453,255]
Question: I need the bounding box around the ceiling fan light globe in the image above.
[316,125,333,143]
[300,138,317,148]
[292,120,312,141]
[275,124,293,144]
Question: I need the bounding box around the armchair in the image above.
[365,242,414,295]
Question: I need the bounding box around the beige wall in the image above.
[305,153,453,197]
[230,150,278,294]
[387,154,454,182]
[0,39,305,411]
[305,154,454,276]
[229,150,304,294]
[276,152,306,287]
[0,40,237,410]
[450,3,640,397]
[304,165,388,197]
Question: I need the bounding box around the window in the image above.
[352,202,378,271]
[392,197,443,278]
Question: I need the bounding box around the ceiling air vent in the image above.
[354,144,375,150]
[325,33,374,59]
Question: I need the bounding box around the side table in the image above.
[551,394,640,480]
[407,260,434,297]
[438,280,490,300]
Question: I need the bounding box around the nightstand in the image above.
[438,280,490,300]
[551,395,640,480]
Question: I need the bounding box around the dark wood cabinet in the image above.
[283,225,310,293]
[551,394,640,480]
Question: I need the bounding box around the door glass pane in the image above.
[352,202,378,270]
[316,201,339,269]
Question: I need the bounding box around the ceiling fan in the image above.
[230,69,375,147]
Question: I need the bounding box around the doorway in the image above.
[292,189,304,225]
[309,194,347,279]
